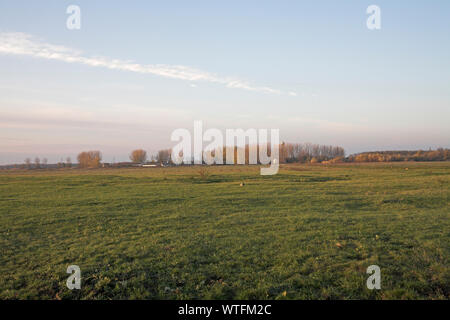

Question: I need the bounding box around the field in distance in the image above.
[0,162,448,299]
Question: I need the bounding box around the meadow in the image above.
[0,162,448,299]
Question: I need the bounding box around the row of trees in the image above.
[24,157,47,169]
[130,149,173,164]
[23,149,155,169]
[279,143,345,163]
[154,143,346,165]
[22,147,449,169]
[159,145,450,165]
[78,149,155,168]
[347,148,450,163]
[23,157,72,169]
[161,145,450,164]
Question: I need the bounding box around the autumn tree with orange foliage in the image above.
[77,151,102,168]
[348,148,450,163]
[129,149,147,163]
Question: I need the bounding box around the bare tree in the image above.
[24,158,32,169]
[42,158,48,168]
[157,149,171,164]
[57,158,64,168]
[34,157,40,169]
[130,149,147,163]
[66,157,72,168]
[277,143,345,163]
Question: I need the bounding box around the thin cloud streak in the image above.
[0,32,291,95]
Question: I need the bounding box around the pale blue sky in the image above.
[0,1,449,164]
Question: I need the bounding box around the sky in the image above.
[0,0,449,164]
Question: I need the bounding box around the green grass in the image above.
[0,162,448,300]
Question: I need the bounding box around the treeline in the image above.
[347,148,450,163]
[155,143,346,164]
[159,145,450,164]
[280,143,345,163]
[20,156,73,169]
[19,147,450,169]
[77,149,146,168]
[23,157,48,169]
[25,143,346,168]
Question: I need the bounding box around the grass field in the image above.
[0,162,448,300]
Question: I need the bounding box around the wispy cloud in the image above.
[0,32,292,95]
